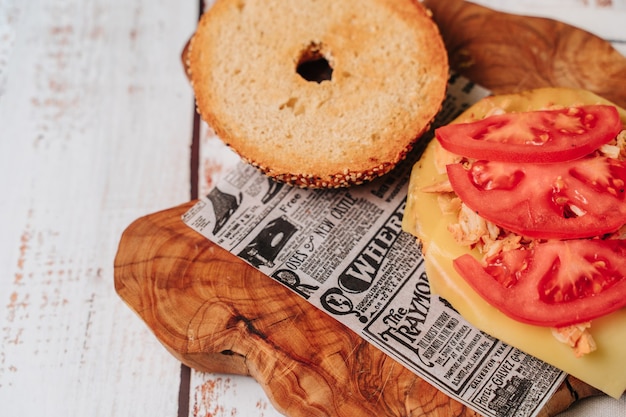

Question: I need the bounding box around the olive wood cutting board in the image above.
[114,1,626,416]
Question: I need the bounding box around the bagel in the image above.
[187,0,448,188]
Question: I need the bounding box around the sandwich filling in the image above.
[403,87,626,398]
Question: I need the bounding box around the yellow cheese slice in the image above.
[402,87,626,399]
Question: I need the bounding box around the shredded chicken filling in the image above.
[552,323,597,358]
[422,122,626,356]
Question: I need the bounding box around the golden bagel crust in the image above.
[188,0,448,188]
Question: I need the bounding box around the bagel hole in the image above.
[297,42,333,83]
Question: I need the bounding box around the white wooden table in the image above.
[1,1,625,416]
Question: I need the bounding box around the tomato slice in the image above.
[447,156,626,239]
[453,239,626,327]
[435,105,622,163]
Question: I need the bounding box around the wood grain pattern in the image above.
[114,203,600,417]
[423,0,626,108]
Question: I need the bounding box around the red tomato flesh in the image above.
[436,105,622,163]
[453,239,626,327]
[447,157,626,239]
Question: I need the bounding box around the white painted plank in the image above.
[190,371,284,417]
[0,0,198,416]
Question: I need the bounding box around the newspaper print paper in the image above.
[182,74,566,417]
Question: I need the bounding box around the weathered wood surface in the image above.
[0,0,198,416]
[2,0,624,416]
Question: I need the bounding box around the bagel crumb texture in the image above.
[189,0,449,188]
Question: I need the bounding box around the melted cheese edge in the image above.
[402,87,626,399]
